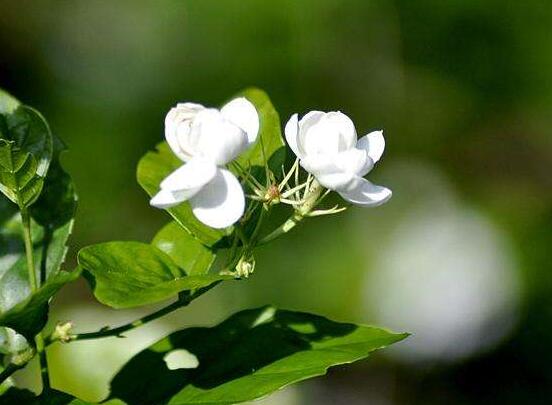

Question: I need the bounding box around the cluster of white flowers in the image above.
[151,98,391,229]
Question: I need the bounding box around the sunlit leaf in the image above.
[0,90,77,339]
[0,198,80,338]
[105,306,407,405]
[0,89,53,208]
[152,222,215,276]
[79,242,231,309]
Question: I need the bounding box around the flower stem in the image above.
[35,334,48,389]
[20,209,38,291]
[57,300,183,343]
[257,213,304,246]
[45,284,218,346]
[20,208,50,390]
[258,180,324,246]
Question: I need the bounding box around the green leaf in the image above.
[0,139,45,207]
[30,133,77,228]
[0,195,78,338]
[152,222,215,276]
[231,87,286,178]
[0,123,77,339]
[0,95,53,207]
[105,306,408,405]
[0,269,81,339]
[137,142,226,248]
[79,242,231,309]
[0,88,19,115]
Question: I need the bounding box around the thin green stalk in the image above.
[258,180,324,246]
[258,213,304,246]
[45,284,219,346]
[35,334,48,389]
[20,208,50,390]
[55,299,183,343]
[20,209,38,291]
[249,205,269,245]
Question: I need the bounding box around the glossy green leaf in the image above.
[0,195,76,338]
[105,306,408,405]
[137,142,225,248]
[79,242,232,309]
[0,89,53,208]
[152,222,215,276]
[0,94,77,339]
[0,269,81,339]
[30,133,77,228]
[231,88,286,177]
[0,139,45,207]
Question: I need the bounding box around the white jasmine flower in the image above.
[150,98,259,228]
[284,111,391,207]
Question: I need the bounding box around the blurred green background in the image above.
[1,0,552,403]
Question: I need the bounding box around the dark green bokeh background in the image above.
[1,1,551,403]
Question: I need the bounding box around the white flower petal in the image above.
[192,109,249,165]
[301,154,356,192]
[325,111,357,150]
[333,148,373,176]
[284,113,301,157]
[190,169,245,229]
[160,158,217,193]
[339,178,392,207]
[316,171,358,191]
[301,111,357,156]
[221,97,259,145]
[165,103,205,161]
[150,189,186,209]
[298,110,325,131]
[300,154,335,175]
[297,111,325,155]
[357,130,385,164]
[300,148,373,191]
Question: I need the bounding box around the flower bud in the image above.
[235,255,256,278]
[51,321,75,343]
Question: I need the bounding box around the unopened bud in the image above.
[235,255,256,278]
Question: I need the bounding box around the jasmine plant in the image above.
[0,87,407,404]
